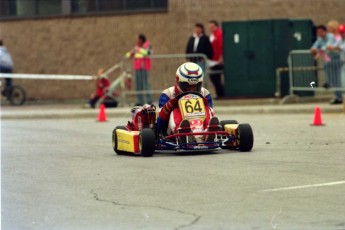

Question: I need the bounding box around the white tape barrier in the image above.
[0,73,96,80]
[103,63,122,76]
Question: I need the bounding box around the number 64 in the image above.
[184,100,202,113]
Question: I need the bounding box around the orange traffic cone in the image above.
[311,106,324,126]
[97,104,107,122]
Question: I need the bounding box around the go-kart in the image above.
[112,92,254,157]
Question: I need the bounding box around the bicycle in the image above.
[1,78,26,105]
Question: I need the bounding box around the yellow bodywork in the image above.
[224,124,239,147]
[116,129,140,153]
[178,96,206,120]
[224,124,239,135]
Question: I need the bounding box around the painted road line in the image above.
[260,181,345,192]
[0,73,95,80]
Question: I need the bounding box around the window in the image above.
[37,0,62,16]
[0,0,17,17]
[98,0,124,12]
[0,0,63,18]
[0,0,168,19]
[16,0,36,16]
[71,0,124,13]
[126,0,152,10]
[71,0,167,14]
[71,0,97,13]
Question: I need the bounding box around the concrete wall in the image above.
[1,0,345,100]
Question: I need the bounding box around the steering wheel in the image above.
[174,91,204,100]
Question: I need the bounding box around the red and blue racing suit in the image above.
[156,85,214,134]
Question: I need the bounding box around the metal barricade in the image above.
[280,50,345,104]
[121,53,209,106]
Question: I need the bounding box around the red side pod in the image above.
[133,133,140,153]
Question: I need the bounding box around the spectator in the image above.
[125,34,153,106]
[327,21,343,104]
[89,68,111,108]
[327,20,342,42]
[310,25,335,74]
[0,39,14,97]
[310,25,341,104]
[185,23,213,72]
[208,20,225,99]
[329,24,345,103]
[339,25,345,99]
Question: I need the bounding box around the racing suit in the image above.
[157,85,214,135]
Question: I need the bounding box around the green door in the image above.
[223,19,314,97]
[247,20,275,96]
[290,19,314,49]
[222,21,249,97]
[273,20,294,97]
[286,19,315,97]
[223,20,276,97]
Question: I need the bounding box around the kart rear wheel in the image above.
[220,120,238,149]
[112,126,127,155]
[139,128,155,157]
[236,124,254,152]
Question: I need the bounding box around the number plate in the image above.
[178,94,206,119]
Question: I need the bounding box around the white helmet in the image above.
[176,62,204,92]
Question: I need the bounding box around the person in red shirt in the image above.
[89,68,111,108]
[208,20,225,99]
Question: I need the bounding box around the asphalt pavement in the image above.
[0,101,344,119]
[1,113,345,230]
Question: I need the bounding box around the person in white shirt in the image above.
[311,25,341,104]
[0,39,14,96]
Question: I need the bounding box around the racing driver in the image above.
[156,62,220,143]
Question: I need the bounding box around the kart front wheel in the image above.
[236,124,254,152]
[139,128,155,157]
[112,126,127,155]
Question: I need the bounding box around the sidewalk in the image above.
[1,101,344,119]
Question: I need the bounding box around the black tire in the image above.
[112,126,127,155]
[139,128,155,157]
[236,124,254,152]
[9,86,26,106]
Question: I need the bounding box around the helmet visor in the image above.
[178,82,202,92]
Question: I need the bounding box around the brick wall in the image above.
[1,0,344,100]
